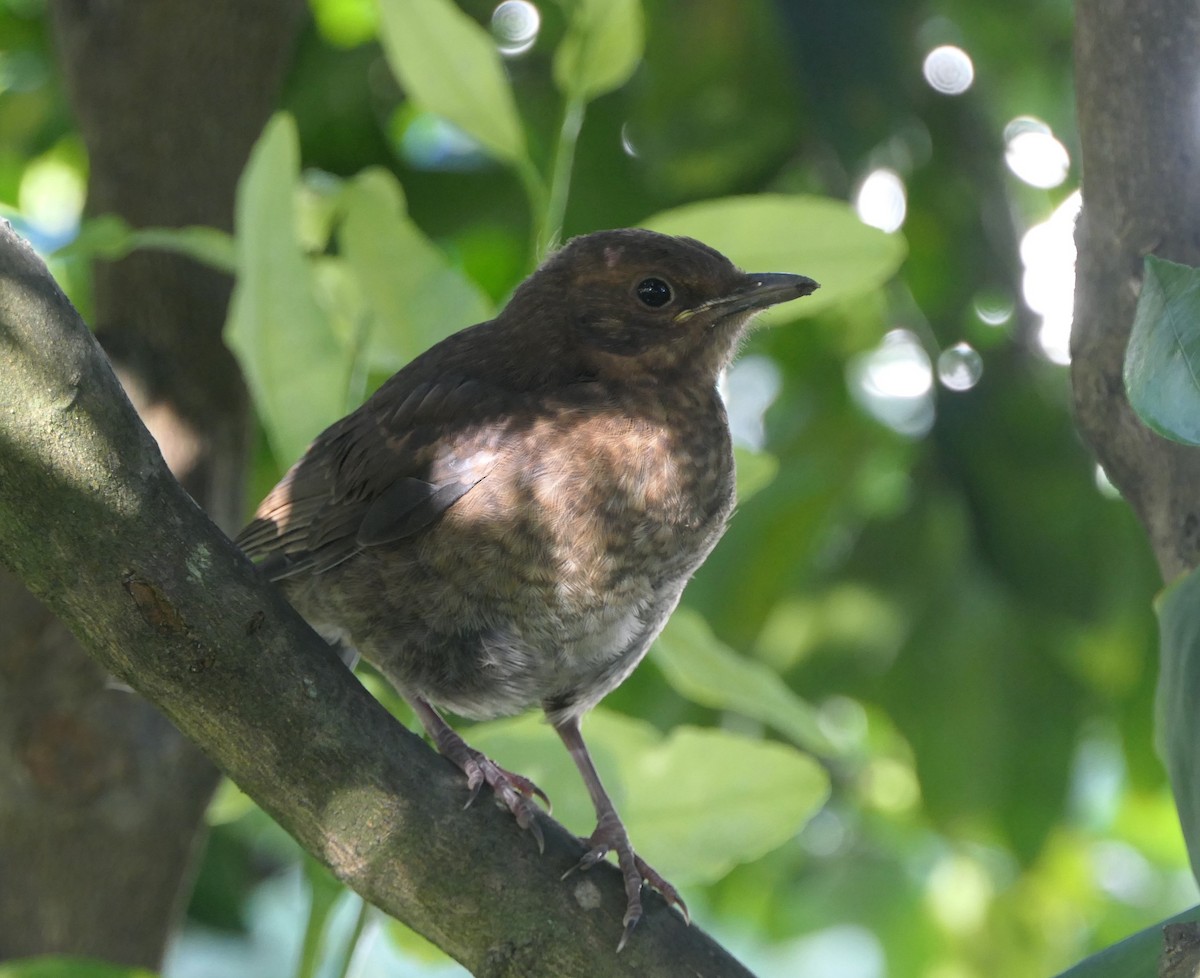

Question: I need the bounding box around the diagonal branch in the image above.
[0,218,754,977]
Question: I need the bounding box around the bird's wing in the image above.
[235,374,505,581]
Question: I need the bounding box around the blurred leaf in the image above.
[225,113,349,463]
[297,855,345,978]
[311,0,378,47]
[376,0,527,165]
[1052,905,1200,978]
[553,0,644,103]
[52,214,133,261]
[642,194,906,319]
[651,607,835,756]
[1125,255,1200,446]
[0,960,156,978]
[1156,564,1200,884]
[468,708,827,884]
[733,445,778,501]
[624,725,828,883]
[54,216,235,274]
[131,226,236,274]
[337,167,493,371]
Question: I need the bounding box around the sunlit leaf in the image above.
[553,0,644,102]
[468,708,827,884]
[311,0,378,47]
[1124,255,1200,446]
[337,168,493,372]
[225,114,349,463]
[0,959,156,978]
[651,607,835,755]
[376,0,526,164]
[642,194,906,319]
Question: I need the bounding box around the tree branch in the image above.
[0,220,753,977]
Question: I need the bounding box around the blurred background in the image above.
[0,0,1188,976]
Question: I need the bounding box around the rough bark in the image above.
[0,0,304,965]
[1073,0,1200,582]
[0,220,755,977]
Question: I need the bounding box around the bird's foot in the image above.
[565,811,689,950]
[410,697,550,851]
[450,744,550,853]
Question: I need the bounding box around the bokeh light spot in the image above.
[937,342,983,391]
[1005,116,1070,189]
[855,168,907,233]
[491,0,540,57]
[923,45,974,95]
[1020,190,1081,364]
[848,329,935,437]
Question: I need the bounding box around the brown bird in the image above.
[236,228,817,946]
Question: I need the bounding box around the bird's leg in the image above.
[554,715,689,949]
[408,696,549,852]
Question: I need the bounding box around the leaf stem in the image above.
[538,97,587,261]
[513,156,549,269]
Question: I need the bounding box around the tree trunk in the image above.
[0,0,304,965]
[1073,0,1200,581]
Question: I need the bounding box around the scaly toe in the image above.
[459,754,547,852]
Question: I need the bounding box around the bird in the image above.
[235,227,818,946]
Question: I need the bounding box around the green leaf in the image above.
[0,959,157,978]
[642,194,906,320]
[337,168,493,372]
[1124,255,1200,446]
[52,214,135,262]
[1052,905,1200,978]
[553,0,644,102]
[651,607,835,756]
[226,114,350,463]
[468,708,828,884]
[1156,563,1200,886]
[376,0,526,164]
[53,216,235,274]
[129,225,236,274]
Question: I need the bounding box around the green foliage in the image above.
[1125,255,1200,446]
[1,0,1188,975]
[643,194,907,320]
[553,0,644,102]
[226,115,348,464]
[469,708,828,885]
[376,0,527,165]
[651,608,834,756]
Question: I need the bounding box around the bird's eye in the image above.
[635,277,673,308]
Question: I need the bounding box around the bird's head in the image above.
[504,228,818,384]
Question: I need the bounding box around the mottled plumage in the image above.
[236,228,817,944]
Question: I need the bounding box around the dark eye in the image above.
[635,277,673,308]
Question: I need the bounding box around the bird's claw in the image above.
[460,753,549,853]
[568,819,689,950]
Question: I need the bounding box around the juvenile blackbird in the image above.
[236,228,817,945]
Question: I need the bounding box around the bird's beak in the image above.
[676,272,820,322]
